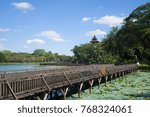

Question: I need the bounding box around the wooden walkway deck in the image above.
[0,64,138,100]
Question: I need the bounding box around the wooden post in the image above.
[122,71,124,77]
[6,82,18,100]
[49,90,53,99]
[105,76,108,86]
[89,80,94,94]
[77,83,83,98]
[110,75,113,84]
[114,73,117,81]
[97,78,102,89]
[43,93,48,100]
[115,73,118,78]
[122,71,124,76]
[118,72,120,77]
[60,87,69,100]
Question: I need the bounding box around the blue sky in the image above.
[0,0,149,55]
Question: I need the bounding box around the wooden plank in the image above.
[42,76,51,91]
[63,73,72,85]
[79,72,85,81]
[6,82,18,100]
[99,68,108,76]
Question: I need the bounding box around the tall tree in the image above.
[116,2,150,63]
[72,43,110,64]
[102,27,119,56]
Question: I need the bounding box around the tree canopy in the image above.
[72,2,150,64]
[116,2,150,63]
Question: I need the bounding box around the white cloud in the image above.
[86,29,106,37]
[93,15,125,27]
[0,28,10,32]
[26,39,45,44]
[37,30,64,42]
[82,17,91,22]
[12,2,34,11]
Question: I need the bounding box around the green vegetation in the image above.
[72,42,117,64]
[0,52,6,62]
[67,70,150,100]
[0,2,150,65]
[139,64,150,70]
[0,49,73,63]
[72,2,150,65]
[116,2,150,64]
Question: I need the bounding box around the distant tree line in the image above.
[0,49,73,63]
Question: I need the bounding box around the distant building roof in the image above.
[90,35,99,44]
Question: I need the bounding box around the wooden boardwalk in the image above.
[0,64,138,100]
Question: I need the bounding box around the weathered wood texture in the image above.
[0,64,138,100]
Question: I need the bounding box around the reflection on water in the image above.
[67,70,150,100]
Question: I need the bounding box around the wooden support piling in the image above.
[43,93,48,100]
[110,75,113,84]
[77,83,83,98]
[97,78,102,89]
[114,73,117,81]
[122,71,124,76]
[60,87,69,100]
[49,90,53,99]
[105,76,108,86]
[89,80,94,94]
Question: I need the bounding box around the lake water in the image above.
[0,64,64,72]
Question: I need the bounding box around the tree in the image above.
[102,27,119,56]
[116,2,150,63]
[72,43,108,64]
[33,49,46,56]
[0,52,6,62]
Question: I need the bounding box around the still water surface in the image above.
[0,64,63,72]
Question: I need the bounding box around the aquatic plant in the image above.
[67,70,150,100]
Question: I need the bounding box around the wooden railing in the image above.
[0,64,138,100]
